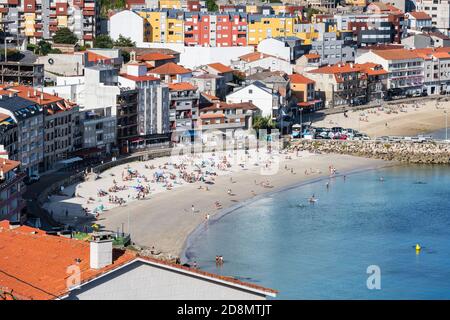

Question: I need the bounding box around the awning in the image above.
[72,147,103,157]
[129,137,144,143]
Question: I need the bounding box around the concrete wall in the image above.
[67,260,266,300]
[37,54,84,77]
[257,38,291,62]
[109,10,145,43]
[139,42,254,69]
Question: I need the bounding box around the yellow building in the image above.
[345,0,367,6]
[159,0,182,9]
[138,11,166,43]
[24,13,36,37]
[166,16,184,43]
[293,23,320,45]
[247,16,301,45]
[245,5,259,14]
[57,15,68,28]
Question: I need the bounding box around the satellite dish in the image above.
[48,58,54,65]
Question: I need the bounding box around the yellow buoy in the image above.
[416,244,421,252]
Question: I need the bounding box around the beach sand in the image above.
[313,98,450,137]
[44,149,387,259]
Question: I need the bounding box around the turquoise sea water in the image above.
[185,165,450,299]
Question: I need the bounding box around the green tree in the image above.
[206,0,218,11]
[121,50,131,63]
[35,40,53,55]
[114,35,136,47]
[53,27,78,44]
[252,115,275,131]
[306,8,320,22]
[94,34,114,48]
[99,0,126,18]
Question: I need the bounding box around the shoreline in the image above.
[88,152,389,259]
[179,161,399,264]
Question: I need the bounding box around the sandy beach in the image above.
[44,148,388,259]
[313,98,450,137]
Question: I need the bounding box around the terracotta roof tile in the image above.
[0,222,136,300]
[0,221,276,299]
[372,49,421,61]
[0,157,20,175]
[137,53,174,61]
[409,11,432,20]
[168,82,197,91]
[239,52,273,62]
[289,74,315,84]
[207,63,234,73]
[120,73,160,82]
[308,63,362,74]
[150,62,191,75]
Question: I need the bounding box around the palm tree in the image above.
[252,115,275,138]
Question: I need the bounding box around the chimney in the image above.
[90,232,113,269]
[27,90,30,98]
[40,92,44,100]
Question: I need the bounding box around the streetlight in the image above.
[299,107,303,135]
[445,110,448,141]
[4,36,14,63]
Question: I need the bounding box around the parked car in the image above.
[25,174,40,185]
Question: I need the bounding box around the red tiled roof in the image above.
[149,62,191,75]
[239,52,273,62]
[372,49,421,61]
[0,221,277,299]
[304,53,320,59]
[308,63,362,75]
[86,51,110,63]
[408,11,432,20]
[0,113,10,122]
[120,73,160,82]
[200,113,226,119]
[137,53,174,61]
[200,92,220,101]
[0,157,20,175]
[357,63,388,76]
[168,82,197,91]
[2,85,63,105]
[0,222,136,300]
[207,62,234,73]
[289,74,315,84]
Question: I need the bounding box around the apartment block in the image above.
[0,146,26,223]
[416,0,450,34]
[356,49,425,97]
[0,0,100,46]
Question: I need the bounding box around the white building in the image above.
[118,61,170,139]
[231,52,293,75]
[109,9,145,46]
[257,38,292,63]
[416,0,450,34]
[356,49,425,95]
[226,81,280,118]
